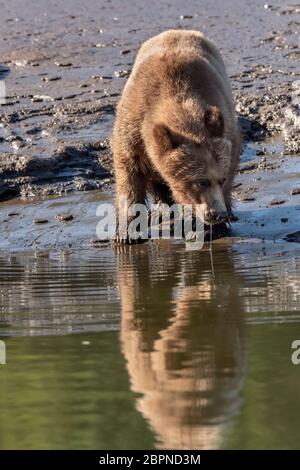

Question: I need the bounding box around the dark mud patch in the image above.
[0,0,299,249]
[237,81,300,154]
[285,231,300,242]
[0,139,112,200]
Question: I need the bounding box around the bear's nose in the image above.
[206,209,228,223]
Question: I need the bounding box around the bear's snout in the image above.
[204,208,229,224]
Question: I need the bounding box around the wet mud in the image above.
[0,1,300,451]
[0,0,299,249]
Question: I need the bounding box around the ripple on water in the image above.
[0,240,299,336]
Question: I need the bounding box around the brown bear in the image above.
[112,29,241,242]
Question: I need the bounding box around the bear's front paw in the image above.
[112,233,148,246]
[228,212,238,222]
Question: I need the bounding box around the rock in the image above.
[33,218,48,224]
[74,179,99,191]
[90,238,110,246]
[31,95,54,102]
[270,198,285,205]
[42,76,61,82]
[239,162,258,173]
[0,183,19,201]
[114,69,130,78]
[26,127,42,135]
[6,135,26,149]
[54,61,72,67]
[291,188,300,196]
[241,195,255,202]
[284,231,300,243]
[55,214,74,222]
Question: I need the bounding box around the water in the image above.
[0,0,299,451]
[0,239,300,449]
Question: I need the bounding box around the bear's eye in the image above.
[198,180,210,188]
[218,178,225,186]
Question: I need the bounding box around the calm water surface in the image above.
[0,240,300,449]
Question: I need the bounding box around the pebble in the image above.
[42,76,61,82]
[285,231,300,243]
[270,198,285,205]
[291,188,300,196]
[114,69,130,78]
[31,95,54,102]
[54,61,72,67]
[26,127,42,135]
[33,218,48,224]
[90,238,110,246]
[55,214,74,222]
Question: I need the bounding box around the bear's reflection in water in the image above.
[118,243,246,449]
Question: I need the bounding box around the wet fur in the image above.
[112,30,241,233]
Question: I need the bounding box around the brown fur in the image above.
[112,30,241,231]
[118,247,246,449]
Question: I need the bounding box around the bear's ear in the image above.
[204,106,224,138]
[153,124,182,151]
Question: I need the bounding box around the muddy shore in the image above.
[0,0,299,250]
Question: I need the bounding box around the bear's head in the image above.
[152,106,232,224]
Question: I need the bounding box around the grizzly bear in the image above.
[112,29,241,242]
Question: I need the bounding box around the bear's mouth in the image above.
[204,214,229,225]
